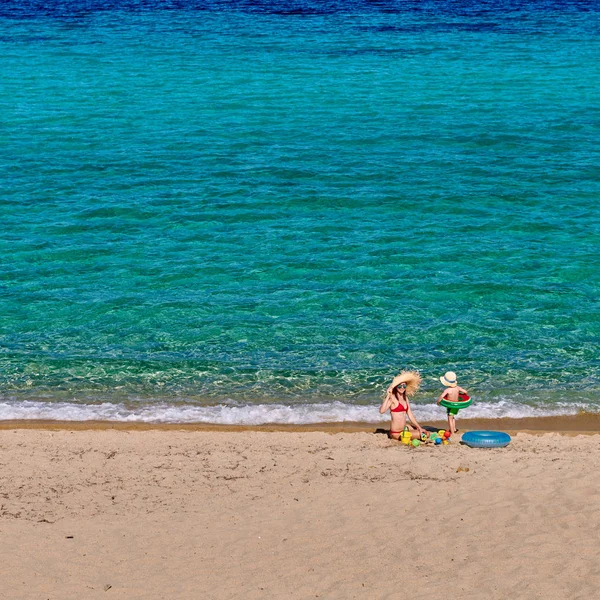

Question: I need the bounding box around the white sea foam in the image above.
[0,399,596,425]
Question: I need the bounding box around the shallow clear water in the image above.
[1,1,599,423]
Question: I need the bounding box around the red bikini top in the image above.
[391,401,408,413]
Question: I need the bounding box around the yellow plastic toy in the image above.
[400,427,412,445]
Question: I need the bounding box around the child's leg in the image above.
[449,414,457,434]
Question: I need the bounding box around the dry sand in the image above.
[1,426,600,599]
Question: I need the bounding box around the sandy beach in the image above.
[1,424,600,599]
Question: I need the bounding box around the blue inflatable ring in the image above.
[461,430,511,448]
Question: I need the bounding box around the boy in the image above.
[437,371,469,435]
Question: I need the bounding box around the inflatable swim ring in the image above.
[461,430,511,448]
[440,392,472,415]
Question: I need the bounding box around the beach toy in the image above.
[400,428,412,445]
[438,430,446,437]
[440,393,472,415]
[443,431,451,439]
[420,431,428,442]
[461,431,511,448]
[412,439,420,447]
[430,432,439,441]
[442,440,449,445]
[434,437,442,445]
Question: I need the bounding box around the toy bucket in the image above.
[400,430,412,445]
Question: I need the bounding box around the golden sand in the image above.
[1,426,599,599]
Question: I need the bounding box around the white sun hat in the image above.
[440,371,458,387]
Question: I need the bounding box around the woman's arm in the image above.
[379,384,396,414]
[379,394,392,414]
[406,400,423,432]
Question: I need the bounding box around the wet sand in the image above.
[1,411,600,433]
[1,424,599,599]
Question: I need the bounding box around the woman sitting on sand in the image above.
[379,371,425,441]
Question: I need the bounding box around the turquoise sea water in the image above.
[1,1,599,423]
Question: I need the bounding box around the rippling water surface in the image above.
[1,0,599,422]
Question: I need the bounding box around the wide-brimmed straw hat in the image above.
[386,370,422,397]
[440,371,458,387]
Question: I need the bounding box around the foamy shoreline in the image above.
[1,397,599,428]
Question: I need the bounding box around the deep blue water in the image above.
[1,0,599,423]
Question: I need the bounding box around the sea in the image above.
[1,0,599,425]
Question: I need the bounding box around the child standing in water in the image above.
[437,371,469,434]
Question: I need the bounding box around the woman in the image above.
[379,371,425,441]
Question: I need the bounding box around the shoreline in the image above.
[1,412,599,433]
